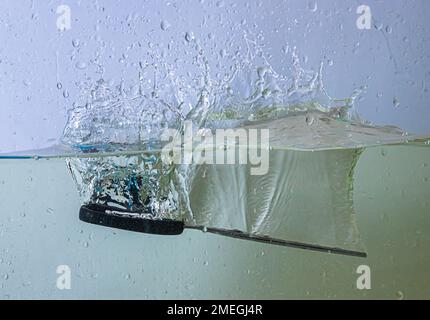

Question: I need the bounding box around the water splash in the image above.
[58,34,426,255]
[61,34,365,149]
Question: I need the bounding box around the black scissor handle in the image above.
[79,204,184,235]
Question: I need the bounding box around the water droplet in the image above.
[56,82,62,90]
[262,88,271,98]
[306,115,315,126]
[216,0,225,8]
[396,290,404,300]
[307,1,317,12]
[75,62,87,70]
[63,90,69,98]
[46,208,54,214]
[160,20,171,31]
[83,241,89,248]
[393,97,400,108]
[72,39,80,48]
[185,31,195,42]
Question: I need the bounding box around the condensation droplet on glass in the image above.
[160,20,171,31]
[56,82,62,90]
[72,39,80,48]
[216,0,225,8]
[307,1,317,12]
[185,31,195,42]
[396,291,404,300]
[75,62,87,70]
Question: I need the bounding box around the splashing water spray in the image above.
[60,34,423,258]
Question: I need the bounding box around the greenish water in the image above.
[0,143,429,299]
